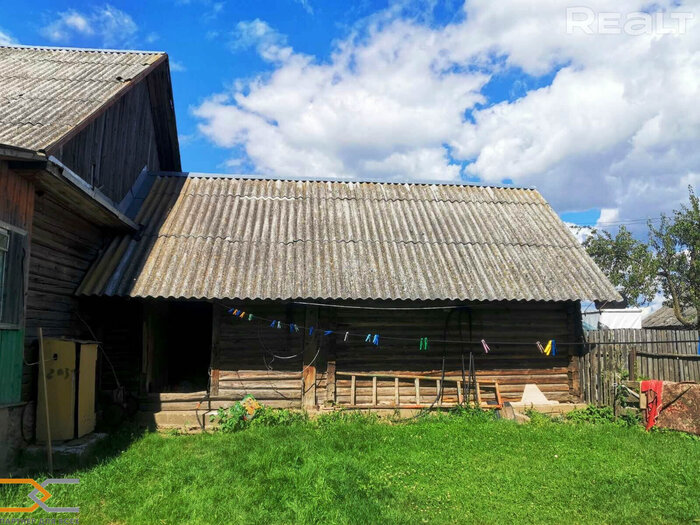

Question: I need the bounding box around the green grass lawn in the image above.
[3,413,699,524]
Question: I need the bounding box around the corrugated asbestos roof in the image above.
[642,306,697,329]
[78,174,621,302]
[0,45,163,151]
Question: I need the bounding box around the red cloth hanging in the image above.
[641,380,664,431]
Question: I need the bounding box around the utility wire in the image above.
[218,302,699,347]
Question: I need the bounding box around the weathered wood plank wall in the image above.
[23,194,107,400]
[212,301,581,409]
[331,302,579,406]
[216,303,303,408]
[0,164,35,230]
[53,81,161,204]
[579,329,700,406]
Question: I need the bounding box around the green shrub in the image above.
[524,409,562,426]
[211,396,309,433]
[617,410,643,427]
[249,406,309,428]
[448,404,498,422]
[565,405,616,425]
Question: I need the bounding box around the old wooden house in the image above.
[75,174,621,426]
[1,45,621,438]
[0,45,179,457]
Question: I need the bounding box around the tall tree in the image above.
[583,226,658,307]
[584,186,699,328]
[648,187,700,328]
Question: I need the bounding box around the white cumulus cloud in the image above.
[41,5,138,48]
[193,0,700,222]
[0,28,17,45]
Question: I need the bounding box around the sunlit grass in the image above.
[2,414,698,524]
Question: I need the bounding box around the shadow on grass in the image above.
[12,423,147,477]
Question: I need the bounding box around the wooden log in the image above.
[415,378,420,404]
[209,303,221,396]
[351,375,356,406]
[372,376,377,406]
[395,377,399,405]
[326,359,336,405]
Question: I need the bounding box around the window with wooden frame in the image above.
[0,224,27,328]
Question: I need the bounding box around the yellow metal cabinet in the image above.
[37,339,97,443]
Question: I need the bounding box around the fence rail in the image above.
[579,329,699,405]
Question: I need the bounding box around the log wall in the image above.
[23,194,108,400]
[212,300,581,409]
[0,164,34,231]
[214,303,303,408]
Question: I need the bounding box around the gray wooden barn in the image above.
[0,45,621,437]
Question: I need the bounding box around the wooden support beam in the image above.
[351,375,356,406]
[415,378,420,405]
[326,359,336,405]
[209,303,221,396]
[302,306,319,410]
[372,376,377,406]
[395,377,400,406]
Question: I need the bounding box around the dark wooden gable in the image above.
[50,60,181,204]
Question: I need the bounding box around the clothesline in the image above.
[218,302,700,351]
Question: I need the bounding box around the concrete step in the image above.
[137,410,219,431]
[17,433,109,473]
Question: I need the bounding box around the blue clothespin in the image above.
[324,330,333,336]
[270,320,276,328]
[365,334,371,343]
[309,327,314,336]
[372,334,379,346]
[551,339,556,356]
[289,323,295,333]
[228,308,235,314]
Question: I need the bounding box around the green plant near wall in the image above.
[211,396,308,433]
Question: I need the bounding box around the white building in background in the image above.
[582,308,644,330]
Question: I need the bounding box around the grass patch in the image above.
[2,412,698,524]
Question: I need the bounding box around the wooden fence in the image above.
[579,329,700,406]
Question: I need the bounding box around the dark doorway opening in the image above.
[164,302,211,392]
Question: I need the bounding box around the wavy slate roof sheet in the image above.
[0,46,163,151]
[77,173,621,302]
[642,306,697,329]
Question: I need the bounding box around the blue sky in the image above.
[1,0,697,231]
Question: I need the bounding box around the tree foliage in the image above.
[583,226,658,307]
[648,187,700,328]
[584,186,699,328]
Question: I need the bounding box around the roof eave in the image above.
[0,143,46,162]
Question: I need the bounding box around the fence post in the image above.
[628,347,636,382]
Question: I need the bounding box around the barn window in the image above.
[0,225,26,328]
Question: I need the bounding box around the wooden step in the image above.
[136,409,219,430]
